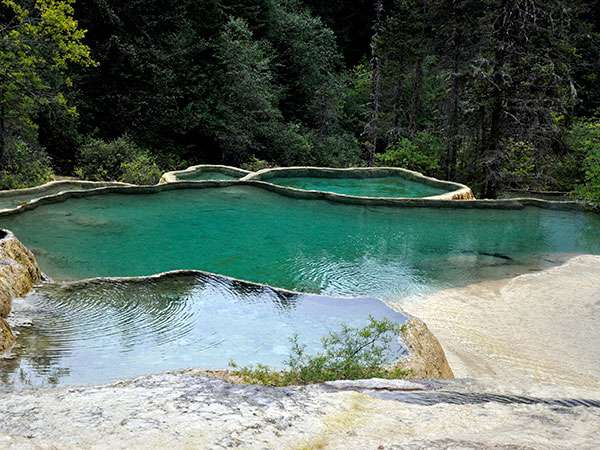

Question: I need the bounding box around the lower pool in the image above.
[1,273,405,389]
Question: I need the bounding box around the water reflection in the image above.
[1,272,406,390]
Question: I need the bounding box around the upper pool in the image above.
[177,170,240,181]
[262,175,448,198]
[160,165,250,183]
[244,167,473,199]
[1,185,598,301]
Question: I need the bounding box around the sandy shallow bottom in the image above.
[1,256,599,449]
[395,254,600,398]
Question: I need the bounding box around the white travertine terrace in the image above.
[0,180,132,213]
[159,164,250,183]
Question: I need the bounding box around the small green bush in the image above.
[567,119,600,203]
[305,130,363,167]
[500,139,536,188]
[241,156,273,172]
[120,152,162,185]
[0,139,54,190]
[230,316,410,386]
[576,149,600,203]
[375,132,442,175]
[74,135,162,184]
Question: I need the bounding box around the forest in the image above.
[1,0,599,199]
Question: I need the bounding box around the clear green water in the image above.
[1,185,599,300]
[1,274,405,389]
[266,175,449,197]
[177,170,240,181]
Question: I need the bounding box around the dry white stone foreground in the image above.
[1,371,599,449]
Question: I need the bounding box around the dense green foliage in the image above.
[230,316,410,386]
[1,0,599,200]
[376,132,442,175]
[0,0,94,189]
[0,138,53,189]
[568,119,600,202]
[74,135,161,184]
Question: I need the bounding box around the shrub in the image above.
[576,149,600,203]
[74,136,146,181]
[230,316,410,386]
[0,139,54,190]
[120,152,162,185]
[241,156,273,172]
[500,139,536,188]
[375,132,442,175]
[566,119,600,203]
[305,130,363,167]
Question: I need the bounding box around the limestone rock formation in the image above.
[0,230,42,351]
[0,317,15,352]
[400,317,454,379]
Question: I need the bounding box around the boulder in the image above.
[400,317,454,379]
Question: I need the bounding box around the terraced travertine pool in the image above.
[1,185,599,299]
[263,175,449,198]
[1,184,599,389]
[0,182,122,211]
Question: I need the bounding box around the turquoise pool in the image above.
[264,175,449,198]
[1,185,598,300]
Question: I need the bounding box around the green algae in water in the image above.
[1,186,599,300]
[0,274,406,389]
[177,170,240,181]
[265,175,449,198]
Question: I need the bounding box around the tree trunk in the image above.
[408,57,423,136]
[392,74,403,133]
[482,0,511,199]
[484,92,504,198]
[0,93,5,166]
[363,0,384,166]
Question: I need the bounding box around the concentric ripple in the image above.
[0,273,406,389]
